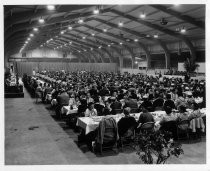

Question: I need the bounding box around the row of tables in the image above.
[76,109,206,135]
[33,74,206,135]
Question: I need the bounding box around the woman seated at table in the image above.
[159,106,178,140]
[177,105,191,121]
[84,102,98,117]
[175,92,187,109]
[159,106,177,125]
[189,102,202,119]
[68,93,76,106]
[136,106,154,132]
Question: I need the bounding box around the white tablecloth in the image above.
[76,112,166,135]
[61,106,78,115]
[76,109,206,135]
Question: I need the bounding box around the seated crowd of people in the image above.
[23,70,206,151]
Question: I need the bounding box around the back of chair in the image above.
[140,122,155,133]
[97,117,119,145]
[177,119,190,131]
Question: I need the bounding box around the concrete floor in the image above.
[5,88,206,165]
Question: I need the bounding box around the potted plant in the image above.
[183,58,199,76]
[135,130,184,164]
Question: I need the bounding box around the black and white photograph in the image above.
[1,0,209,170]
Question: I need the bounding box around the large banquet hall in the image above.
[4,3,207,166]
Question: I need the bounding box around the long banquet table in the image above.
[76,109,206,135]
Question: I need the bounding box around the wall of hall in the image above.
[11,48,77,59]
[14,62,118,76]
[119,39,205,71]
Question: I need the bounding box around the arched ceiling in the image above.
[4,4,205,60]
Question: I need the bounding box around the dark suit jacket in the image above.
[124,99,138,109]
[57,92,69,106]
[94,103,104,116]
[118,116,137,136]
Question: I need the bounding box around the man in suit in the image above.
[110,97,122,114]
[94,97,104,116]
[118,107,137,137]
[56,88,70,118]
[124,96,138,109]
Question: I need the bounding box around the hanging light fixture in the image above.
[33,27,38,32]
[47,5,55,10]
[134,39,138,42]
[108,44,111,47]
[154,33,159,38]
[180,26,186,33]
[140,12,146,19]
[91,33,95,36]
[82,36,86,39]
[27,38,31,41]
[60,30,65,34]
[118,21,124,27]
[38,17,45,23]
[103,28,107,32]
[68,26,72,30]
[93,8,99,14]
[119,42,123,45]
[30,33,34,37]
[78,18,84,24]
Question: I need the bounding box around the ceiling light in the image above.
[25,41,28,44]
[40,45,43,47]
[93,9,99,14]
[134,39,138,42]
[108,44,111,47]
[91,33,95,36]
[84,49,87,52]
[60,45,62,48]
[60,30,65,34]
[30,33,34,37]
[135,61,138,64]
[33,27,38,32]
[68,26,72,30]
[111,42,114,45]
[50,38,53,41]
[69,41,72,44]
[140,12,146,19]
[78,50,81,53]
[146,34,150,37]
[38,18,45,23]
[119,42,123,45]
[47,5,55,10]
[118,21,124,27]
[78,18,84,24]
[27,38,31,41]
[91,48,93,50]
[103,28,107,32]
[82,36,86,39]
[126,39,130,42]
[98,46,101,49]
[154,34,159,38]
[180,27,186,33]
